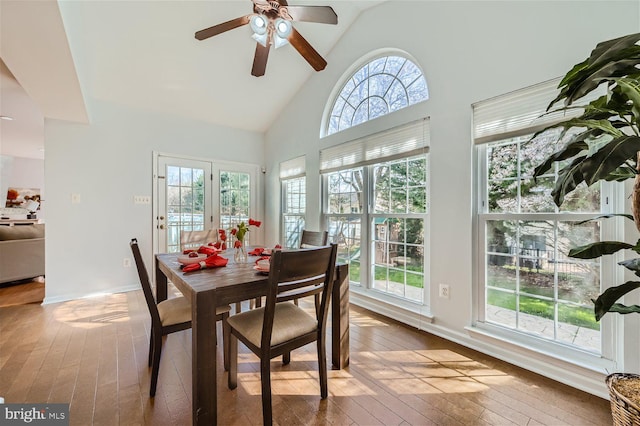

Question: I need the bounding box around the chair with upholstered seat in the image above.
[226,244,337,426]
[130,238,231,397]
[293,229,329,308]
[180,228,218,251]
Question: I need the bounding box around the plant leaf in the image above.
[551,155,587,206]
[603,166,637,181]
[592,280,640,320]
[550,35,640,108]
[601,303,640,317]
[612,77,640,125]
[568,59,640,104]
[588,33,640,67]
[568,240,635,259]
[619,258,640,277]
[580,135,640,185]
[574,213,635,225]
[533,140,588,178]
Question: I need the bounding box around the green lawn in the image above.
[487,289,598,330]
[347,262,424,288]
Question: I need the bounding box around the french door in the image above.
[156,156,213,253]
[154,153,263,254]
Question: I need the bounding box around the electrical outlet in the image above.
[123,258,132,267]
[439,283,450,299]
[134,195,151,204]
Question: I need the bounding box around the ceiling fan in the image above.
[195,0,338,77]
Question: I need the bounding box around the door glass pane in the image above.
[166,166,206,253]
[220,171,252,244]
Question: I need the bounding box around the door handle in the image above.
[159,224,165,230]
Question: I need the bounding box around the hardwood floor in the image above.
[0,278,45,307]
[0,290,611,425]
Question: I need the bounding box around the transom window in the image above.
[326,55,428,136]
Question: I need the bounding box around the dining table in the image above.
[155,248,350,426]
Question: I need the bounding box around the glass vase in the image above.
[234,239,247,263]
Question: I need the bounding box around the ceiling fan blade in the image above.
[195,15,251,41]
[251,43,270,77]
[287,27,327,71]
[285,5,337,24]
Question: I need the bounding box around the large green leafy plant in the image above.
[532,33,640,321]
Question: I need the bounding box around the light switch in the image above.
[71,193,81,204]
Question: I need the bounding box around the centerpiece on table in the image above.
[231,218,261,262]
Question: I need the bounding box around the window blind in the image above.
[279,155,306,179]
[472,77,605,144]
[320,118,430,173]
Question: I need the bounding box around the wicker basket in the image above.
[607,373,640,425]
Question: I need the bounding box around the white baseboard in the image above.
[43,284,139,305]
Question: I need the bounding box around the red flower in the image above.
[249,218,261,227]
[230,228,237,236]
[234,240,242,248]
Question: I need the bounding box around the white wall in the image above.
[44,100,264,303]
[264,1,640,397]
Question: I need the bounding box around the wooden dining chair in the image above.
[300,229,329,248]
[179,228,218,251]
[130,238,231,397]
[226,244,338,426]
[293,229,329,307]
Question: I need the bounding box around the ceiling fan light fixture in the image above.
[273,34,289,49]
[274,18,292,38]
[250,14,268,35]
[252,32,269,47]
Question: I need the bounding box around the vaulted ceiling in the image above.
[0,0,382,160]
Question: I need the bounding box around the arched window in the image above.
[326,55,428,136]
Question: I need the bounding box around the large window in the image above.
[280,156,306,248]
[322,119,429,304]
[325,54,428,136]
[326,168,364,284]
[282,177,306,248]
[371,157,427,302]
[474,79,618,355]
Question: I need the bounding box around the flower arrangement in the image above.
[231,218,261,248]
[230,219,261,263]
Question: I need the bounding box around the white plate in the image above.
[177,253,208,265]
[256,259,270,269]
[253,265,269,275]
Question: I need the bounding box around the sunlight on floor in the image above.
[53,292,132,328]
[233,346,512,398]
